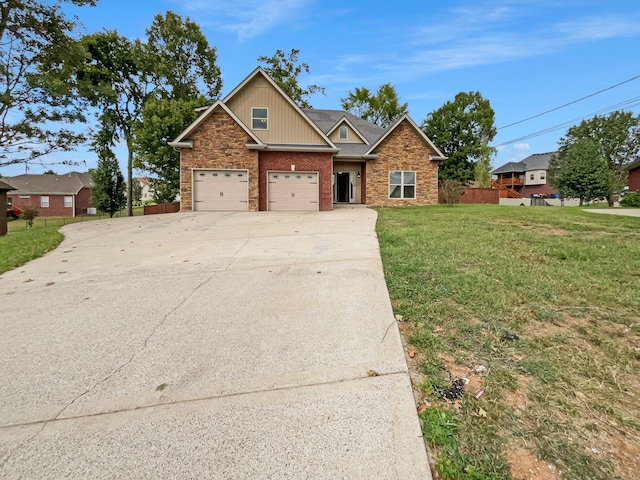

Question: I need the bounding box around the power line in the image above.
[498,74,640,129]
[493,95,640,148]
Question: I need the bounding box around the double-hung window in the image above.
[389,171,416,199]
[64,196,73,208]
[252,108,268,130]
[40,196,49,208]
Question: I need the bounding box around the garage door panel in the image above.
[193,170,248,211]
[268,172,318,211]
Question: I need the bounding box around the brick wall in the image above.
[258,151,333,211]
[74,187,92,215]
[367,120,439,206]
[8,194,75,217]
[179,108,260,211]
[629,167,640,192]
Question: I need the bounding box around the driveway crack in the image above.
[0,272,216,469]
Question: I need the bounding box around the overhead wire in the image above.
[493,95,640,148]
[497,74,640,129]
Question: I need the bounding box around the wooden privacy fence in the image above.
[143,202,180,215]
[438,188,499,204]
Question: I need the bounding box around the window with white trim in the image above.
[252,108,268,130]
[530,174,535,180]
[540,172,546,180]
[339,126,348,140]
[64,196,73,208]
[40,196,49,208]
[389,171,416,199]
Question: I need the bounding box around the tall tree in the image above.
[257,48,324,109]
[548,138,609,205]
[90,147,125,218]
[0,0,97,168]
[64,30,149,216]
[341,83,408,128]
[556,111,640,206]
[133,11,222,203]
[421,91,496,183]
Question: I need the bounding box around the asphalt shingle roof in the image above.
[4,172,93,195]
[492,152,557,174]
[304,109,386,144]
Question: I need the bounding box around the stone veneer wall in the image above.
[179,109,259,211]
[367,120,439,206]
[258,151,333,211]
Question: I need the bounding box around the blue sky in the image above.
[3,0,640,176]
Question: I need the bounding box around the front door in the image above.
[334,172,355,203]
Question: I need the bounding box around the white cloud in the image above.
[176,0,314,41]
[513,143,530,151]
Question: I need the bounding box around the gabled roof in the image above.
[327,117,370,144]
[169,100,264,148]
[4,172,91,195]
[492,152,557,174]
[0,180,16,191]
[304,109,385,145]
[223,67,336,149]
[366,115,447,160]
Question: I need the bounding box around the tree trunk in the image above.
[127,139,133,217]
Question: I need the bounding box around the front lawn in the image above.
[376,204,639,480]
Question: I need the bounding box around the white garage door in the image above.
[268,172,318,211]
[193,170,248,211]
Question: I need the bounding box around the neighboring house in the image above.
[1,180,16,236]
[5,172,93,217]
[626,158,640,192]
[491,152,558,199]
[169,67,445,212]
[136,177,153,204]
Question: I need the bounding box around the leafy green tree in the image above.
[90,149,125,218]
[258,49,324,108]
[134,11,222,202]
[341,84,408,128]
[132,178,142,204]
[421,92,496,183]
[548,138,609,205]
[0,0,97,167]
[63,30,148,216]
[142,11,222,100]
[557,111,640,206]
[135,98,201,203]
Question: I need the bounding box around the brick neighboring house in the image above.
[5,172,93,217]
[627,159,640,192]
[169,67,445,212]
[492,152,559,199]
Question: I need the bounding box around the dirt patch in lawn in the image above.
[507,446,562,480]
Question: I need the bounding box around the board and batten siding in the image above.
[226,76,327,145]
[328,122,365,143]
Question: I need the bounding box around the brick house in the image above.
[627,159,640,192]
[492,152,559,199]
[169,67,445,212]
[5,172,93,217]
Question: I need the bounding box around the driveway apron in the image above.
[0,209,431,479]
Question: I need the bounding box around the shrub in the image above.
[440,180,465,206]
[620,191,640,207]
[20,206,39,228]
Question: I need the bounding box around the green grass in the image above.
[376,204,640,480]
[1,207,145,274]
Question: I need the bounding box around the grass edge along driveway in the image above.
[376,204,639,480]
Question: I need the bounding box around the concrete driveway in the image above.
[0,209,431,479]
[585,208,640,217]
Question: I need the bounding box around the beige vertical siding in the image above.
[329,123,365,143]
[226,76,327,145]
